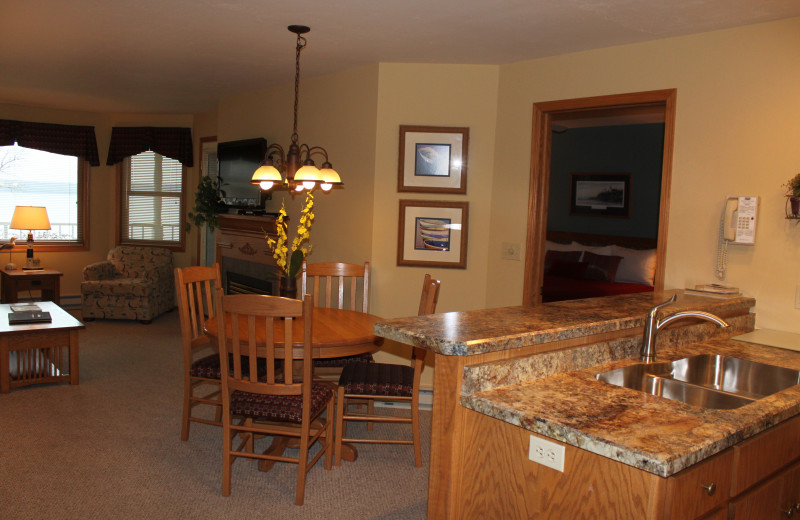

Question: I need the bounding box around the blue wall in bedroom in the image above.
[547,123,664,239]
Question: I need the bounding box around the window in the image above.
[0,144,87,248]
[119,150,185,248]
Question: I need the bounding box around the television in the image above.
[217,138,268,209]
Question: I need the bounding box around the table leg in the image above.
[68,330,79,385]
[257,436,290,472]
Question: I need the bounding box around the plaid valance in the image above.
[106,126,193,167]
[0,119,100,166]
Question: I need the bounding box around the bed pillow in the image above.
[583,251,623,282]
[578,244,613,258]
[548,260,589,279]
[611,246,657,286]
[544,250,582,273]
[545,240,581,252]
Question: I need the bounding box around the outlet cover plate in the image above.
[528,435,565,472]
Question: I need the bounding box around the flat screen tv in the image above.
[217,138,268,209]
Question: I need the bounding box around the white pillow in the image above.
[545,240,581,252]
[578,244,613,259]
[611,246,657,286]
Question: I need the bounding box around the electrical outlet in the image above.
[528,435,565,472]
[501,242,521,261]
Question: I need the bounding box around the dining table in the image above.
[203,306,384,466]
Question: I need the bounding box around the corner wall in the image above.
[489,17,800,331]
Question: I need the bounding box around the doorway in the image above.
[523,89,677,306]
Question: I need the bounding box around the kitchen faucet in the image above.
[640,294,730,362]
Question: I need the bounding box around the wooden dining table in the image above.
[203,306,383,465]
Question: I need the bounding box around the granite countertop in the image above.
[374,291,755,356]
[461,337,800,478]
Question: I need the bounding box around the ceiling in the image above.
[2,0,799,114]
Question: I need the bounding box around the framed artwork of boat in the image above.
[397,200,469,268]
[398,125,469,194]
[569,173,631,217]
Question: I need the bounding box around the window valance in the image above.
[106,126,193,167]
[0,119,100,166]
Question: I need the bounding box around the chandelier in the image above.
[250,25,342,192]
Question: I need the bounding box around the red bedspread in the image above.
[542,275,653,303]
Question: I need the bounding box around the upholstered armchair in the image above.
[81,246,174,324]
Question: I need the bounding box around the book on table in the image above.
[10,303,42,312]
[8,311,52,324]
[692,283,741,294]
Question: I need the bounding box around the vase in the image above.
[279,276,298,299]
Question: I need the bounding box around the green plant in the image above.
[266,192,315,279]
[186,176,226,231]
[784,173,800,198]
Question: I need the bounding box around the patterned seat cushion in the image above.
[338,362,413,397]
[313,353,373,368]
[230,383,333,424]
[189,355,268,380]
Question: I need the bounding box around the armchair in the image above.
[81,246,174,324]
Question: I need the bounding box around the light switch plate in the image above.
[502,242,521,261]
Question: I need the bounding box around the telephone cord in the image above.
[716,212,728,281]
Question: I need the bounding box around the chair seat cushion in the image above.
[313,353,373,368]
[230,383,333,424]
[189,355,267,380]
[338,362,414,397]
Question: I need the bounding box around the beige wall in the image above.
[217,64,379,266]
[488,17,800,332]
[0,103,196,297]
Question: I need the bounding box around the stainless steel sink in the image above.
[595,354,800,409]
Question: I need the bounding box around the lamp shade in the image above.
[10,206,51,231]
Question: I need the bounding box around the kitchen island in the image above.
[374,290,759,519]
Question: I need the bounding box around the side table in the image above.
[0,267,63,305]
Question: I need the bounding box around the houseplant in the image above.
[784,173,800,217]
[266,192,315,297]
[186,176,227,231]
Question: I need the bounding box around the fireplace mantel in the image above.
[215,214,279,267]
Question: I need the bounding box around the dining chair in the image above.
[215,290,334,505]
[175,263,224,441]
[301,261,375,374]
[335,274,441,467]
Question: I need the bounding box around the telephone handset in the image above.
[716,196,758,280]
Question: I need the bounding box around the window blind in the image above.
[120,151,184,246]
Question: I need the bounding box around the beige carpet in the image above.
[0,311,430,519]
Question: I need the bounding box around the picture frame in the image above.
[569,173,631,217]
[398,125,469,194]
[397,200,469,268]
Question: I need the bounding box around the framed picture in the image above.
[397,200,469,268]
[398,125,469,194]
[569,173,631,217]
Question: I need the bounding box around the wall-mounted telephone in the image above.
[716,196,758,280]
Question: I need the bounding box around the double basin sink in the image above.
[596,354,800,409]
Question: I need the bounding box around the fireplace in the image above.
[215,214,281,295]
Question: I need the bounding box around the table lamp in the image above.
[10,206,51,271]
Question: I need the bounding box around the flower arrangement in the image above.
[266,192,315,279]
[784,173,800,199]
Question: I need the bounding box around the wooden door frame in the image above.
[523,89,676,306]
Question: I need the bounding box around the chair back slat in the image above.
[215,290,310,397]
[175,264,222,357]
[418,273,441,317]
[301,261,369,312]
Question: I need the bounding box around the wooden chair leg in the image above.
[335,385,345,466]
[324,398,334,470]
[412,399,422,467]
[367,399,375,431]
[222,422,232,496]
[181,376,192,441]
[296,425,310,505]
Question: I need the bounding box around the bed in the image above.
[542,231,657,303]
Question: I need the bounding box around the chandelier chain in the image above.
[291,34,307,145]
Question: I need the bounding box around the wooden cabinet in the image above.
[458,410,800,520]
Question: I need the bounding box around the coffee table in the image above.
[0,301,85,393]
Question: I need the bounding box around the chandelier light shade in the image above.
[9,205,51,270]
[251,25,343,192]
